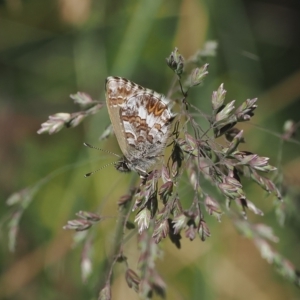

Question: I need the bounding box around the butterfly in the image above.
[105,76,175,177]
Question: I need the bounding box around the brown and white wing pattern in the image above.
[105,76,175,175]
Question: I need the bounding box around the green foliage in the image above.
[1,1,300,300]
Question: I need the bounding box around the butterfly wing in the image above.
[105,76,174,172]
[120,92,174,158]
[105,76,141,158]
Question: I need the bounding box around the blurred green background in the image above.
[1,0,300,299]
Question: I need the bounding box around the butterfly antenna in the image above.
[84,161,116,177]
[83,142,121,158]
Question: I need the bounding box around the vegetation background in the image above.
[0,0,300,299]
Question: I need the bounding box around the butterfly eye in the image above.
[114,160,131,173]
